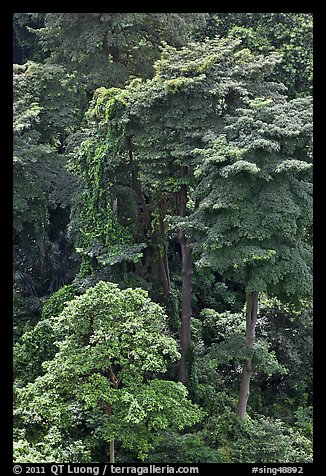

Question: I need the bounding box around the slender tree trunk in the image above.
[158,253,171,301]
[110,439,115,464]
[112,197,118,218]
[107,404,115,463]
[177,171,192,384]
[178,230,192,384]
[127,137,173,300]
[127,136,156,282]
[236,290,259,419]
[107,366,121,463]
[163,246,171,291]
[128,137,172,297]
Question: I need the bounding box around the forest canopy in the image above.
[13,12,313,464]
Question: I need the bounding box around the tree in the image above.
[152,302,311,463]
[85,37,286,383]
[12,13,313,464]
[13,61,84,296]
[29,13,208,89]
[228,415,312,463]
[13,13,47,64]
[194,13,313,98]
[14,285,78,385]
[185,96,312,418]
[252,297,313,426]
[14,281,202,463]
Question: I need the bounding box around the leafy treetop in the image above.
[16,281,203,460]
[185,96,312,301]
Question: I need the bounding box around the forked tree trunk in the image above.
[236,290,259,419]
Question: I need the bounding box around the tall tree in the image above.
[80,37,287,383]
[185,96,312,417]
[13,61,84,296]
[194,12,313,98]
[29,13,208,89]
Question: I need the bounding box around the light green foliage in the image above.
[15,282,202,461]
[120,37,284,191]
[14,285,78,385]
[68,36,286,294]
[13,428,92,463]
[194,13,313,98]
[81,38,287,301]
[189,96,312,300]
[13,13,313,464]
[69,88,146,275]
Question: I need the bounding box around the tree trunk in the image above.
[107,404,115,463]
[158,253,171,301]
[178,231,192,384]
[107,366,120,463]
[127,137,151,229]
[110,439,115,464]
[112,197,118,218]
[177,173,192,384]
[158,197,171,301]
[236,290,259,419]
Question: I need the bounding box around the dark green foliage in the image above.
[13,13,313,464]
[188,307,287,410]
[251,298,313,423]
[228,415,312,463]
[40,284,78,321]
[146,431,223,463]
[68,89,147,281]
[191,267,244,314]
[13,61,83,296]
[13,13,47,64]
[13,293,38,343]
[188,96,312,300]
[184,298,313,463]
[31,13,208,89]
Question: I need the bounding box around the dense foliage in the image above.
[13,12,313,464]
